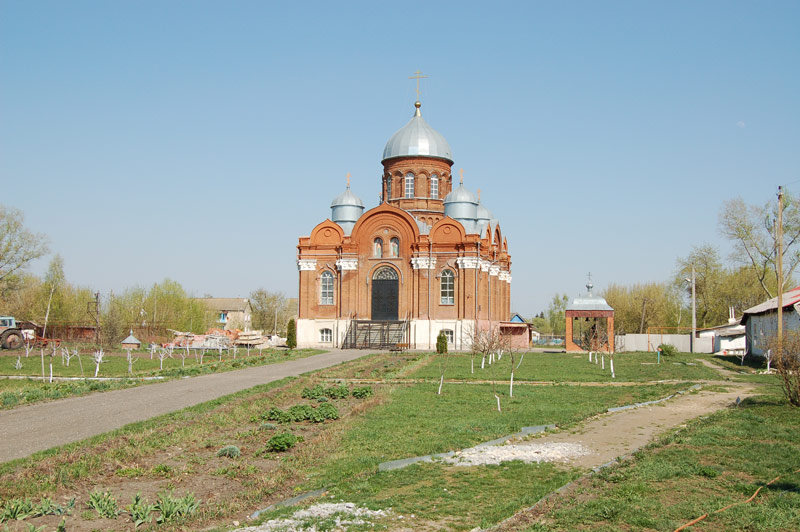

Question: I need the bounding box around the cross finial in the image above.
[459,168,464,185]
[409,70,428,101]
[586,272,594,295]
[477,188,481,201]
[346,172,350,188]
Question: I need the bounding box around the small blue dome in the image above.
[331,184,364,235]
[382,102,453,163]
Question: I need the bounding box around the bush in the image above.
[658,344,677,356]
[216,445,241,458]
[302,384,325,400]
[287,404,315,422]
[259,422,277,431]
[286,319,297,349]
[266,407,291,424]
[436,331,448,354]
[265,432,302,452]
[315,402,339,421]
[325,384,349,399]
[352,386,373,399]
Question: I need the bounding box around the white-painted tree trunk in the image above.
[471,358,474,374]
[49,361,53,383]
[610,357,615,379]
[94,363,100,377]
[438,374,444,395]
[601,354,605,369]
[481,355,485,369]
[495,394,501,412]
[40,349,45,379]
[589,351,593,362]
[509,370,514,397]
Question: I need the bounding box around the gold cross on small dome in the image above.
[459,168,464,185]
[346,172,351,187]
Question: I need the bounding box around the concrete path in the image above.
[0,349,369,463]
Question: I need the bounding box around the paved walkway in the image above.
[0,350,369,463]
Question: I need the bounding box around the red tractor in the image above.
[0,316,24,350]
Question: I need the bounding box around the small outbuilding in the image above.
[121,330,141,350]
[565,278,614,353]
[740,285,800,357]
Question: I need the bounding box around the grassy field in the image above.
[406,351,725,382]
[0,348,322,409]
[525,387,800,532]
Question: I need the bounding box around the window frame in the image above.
[320,271,334,305]
[441,329,454,344]
[373,237,384,258]
[440,269,455,305]
[430,174,439,198]
[405,173,415,198]
[320,328,332,343]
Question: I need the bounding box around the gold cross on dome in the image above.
[477,189,481,201]
[346,172,351,187]
[409,70,428,100]
[459,168,464,184]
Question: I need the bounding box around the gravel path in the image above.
[0,349,369,463]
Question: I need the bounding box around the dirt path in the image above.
[488,361,757,531]
[0,349,369,463]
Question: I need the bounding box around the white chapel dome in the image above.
[382,102,453,163]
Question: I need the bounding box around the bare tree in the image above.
[125,348,137,374]
[469,327,510,411]
[768,332,800,407]
[92,349,105,377]
[719,195,800,298]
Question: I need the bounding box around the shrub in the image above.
[658,344,677,356]
[266,407,291,424]
[287,404,315,422]
[324,384,349,399]
[87,490,120,519]
[315,402,339,421]
[216,445,241,458]
[259,422,277,431]
[286,319,297,349]
[436,331,448,354]
[301,384,325,400]
[265,432,302,452]
[352,386,373,399]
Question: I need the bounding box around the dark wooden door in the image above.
[371,279,398,321]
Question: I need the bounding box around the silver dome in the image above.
[382,102,453,163]
[331,185,364,236]
[444,183,478,222]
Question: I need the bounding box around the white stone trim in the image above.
[297,259,317,271]
[479,259,490,272]
[489,265,500,276]
[498,270,510,282]
[336,258,358,271]
[411,257,436,270]
[456,257,479,269]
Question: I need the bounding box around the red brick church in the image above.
[296,98,514,349]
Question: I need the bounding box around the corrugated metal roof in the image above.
[741,285,800,318]
[121,331,141,345]
[566,281,614,312]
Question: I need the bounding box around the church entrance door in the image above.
[371,267,399,321]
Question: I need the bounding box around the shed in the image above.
[741,285,800,357]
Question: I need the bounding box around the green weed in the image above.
[126,493,154,528]
[86,490,119,519]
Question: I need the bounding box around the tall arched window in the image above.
[405,173,415,198]
[390,237,399,257]
[430,174,439,198]
[440,269,455,305]
[320,271,334,305]
[386,177,392,200]
[373,237,383,258]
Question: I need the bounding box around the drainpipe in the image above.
[428,241,432,350]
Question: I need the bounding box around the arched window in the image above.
[320,271,334,305]
[430,174,439,199]
[373,238,383,258]
[405,173,415,198]
[440,269,455,304]
[386,177,392,200]
[390,237,399,257]
[320,328,332,342]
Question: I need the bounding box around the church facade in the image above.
[296,99,512,349]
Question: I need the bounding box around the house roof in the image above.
[510,312,527,323]
[195,298,251,312]
[741,286,800,320]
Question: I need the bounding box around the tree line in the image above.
[531,192,795,334]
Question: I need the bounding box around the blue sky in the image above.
[2,0,798,316]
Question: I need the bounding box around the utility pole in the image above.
[777,186,784,351]
[691,263,696,353]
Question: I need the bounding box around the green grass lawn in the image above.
[525,387,800,532]
[406,351,724,383]
[0,348,322,409]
